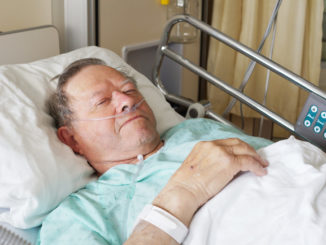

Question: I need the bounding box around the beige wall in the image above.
[52,0,65,52]
[98,0,167,56]
[98,0,200,100]
[0,0,200,100]
[0,0,52,32]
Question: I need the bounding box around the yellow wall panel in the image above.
[98,0,167,56]
[0,0,52,32]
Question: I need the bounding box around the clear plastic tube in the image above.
[167,0,200,43]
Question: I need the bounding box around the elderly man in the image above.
[39,58,270,244]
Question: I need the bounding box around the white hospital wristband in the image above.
[136,204,189,244]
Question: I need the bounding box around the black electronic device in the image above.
[295,93,326,151]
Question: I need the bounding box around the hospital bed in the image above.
[0,17,325,245]
[154,15,326,149]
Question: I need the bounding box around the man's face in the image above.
[62,65,160,173]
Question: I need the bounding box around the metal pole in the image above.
[154,15,326,100]
[161,47,295,133]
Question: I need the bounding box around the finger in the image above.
[215,138,246,147]
[225,144,268,168]
[235,154,268,176]
[260,158,269,167]
[217,138,259,157]
[225,143,256,156]
[249,153,269,168]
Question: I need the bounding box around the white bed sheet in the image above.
[184,136,326,245]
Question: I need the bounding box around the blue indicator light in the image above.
[321,111,326,119]
[304,120,311,127]
[311,105,318,113]
[314,125,321,133]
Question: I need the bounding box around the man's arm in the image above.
[125,138,268,244]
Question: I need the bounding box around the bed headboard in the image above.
[0,25,60,65]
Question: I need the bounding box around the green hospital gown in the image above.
[38,119,272,244]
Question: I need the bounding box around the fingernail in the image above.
[260,168,268,176]
[263,159,269,166]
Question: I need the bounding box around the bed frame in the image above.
[153,15,326,150]
[0,25,60,65]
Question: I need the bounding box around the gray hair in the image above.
[48,58,107,129]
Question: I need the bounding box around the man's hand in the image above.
[153,138,269,226]
[127,138,268,244]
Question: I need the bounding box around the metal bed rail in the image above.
[153,15,326,137]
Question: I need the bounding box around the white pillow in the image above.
[0,46,184,228]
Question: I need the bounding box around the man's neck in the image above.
[93,140,164,175]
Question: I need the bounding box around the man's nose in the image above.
[112,91,135,114]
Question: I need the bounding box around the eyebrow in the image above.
[121,78,137,87]
[89,79,136,100]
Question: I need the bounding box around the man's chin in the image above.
[124,128,159,146]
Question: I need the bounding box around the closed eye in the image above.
[96,98,110,106]
[123,89,137,95]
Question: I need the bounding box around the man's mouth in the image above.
[119,115,145,130]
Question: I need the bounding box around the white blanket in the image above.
[184,137,326,245]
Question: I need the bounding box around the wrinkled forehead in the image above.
[64,65,135,96]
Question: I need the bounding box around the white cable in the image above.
[222,0,283,118]
[258,14,278,137]
[135,204,188,244]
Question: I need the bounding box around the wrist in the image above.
[152,184,199,227]
[136,204,189,244]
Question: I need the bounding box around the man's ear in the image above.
[57,126,83,155]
